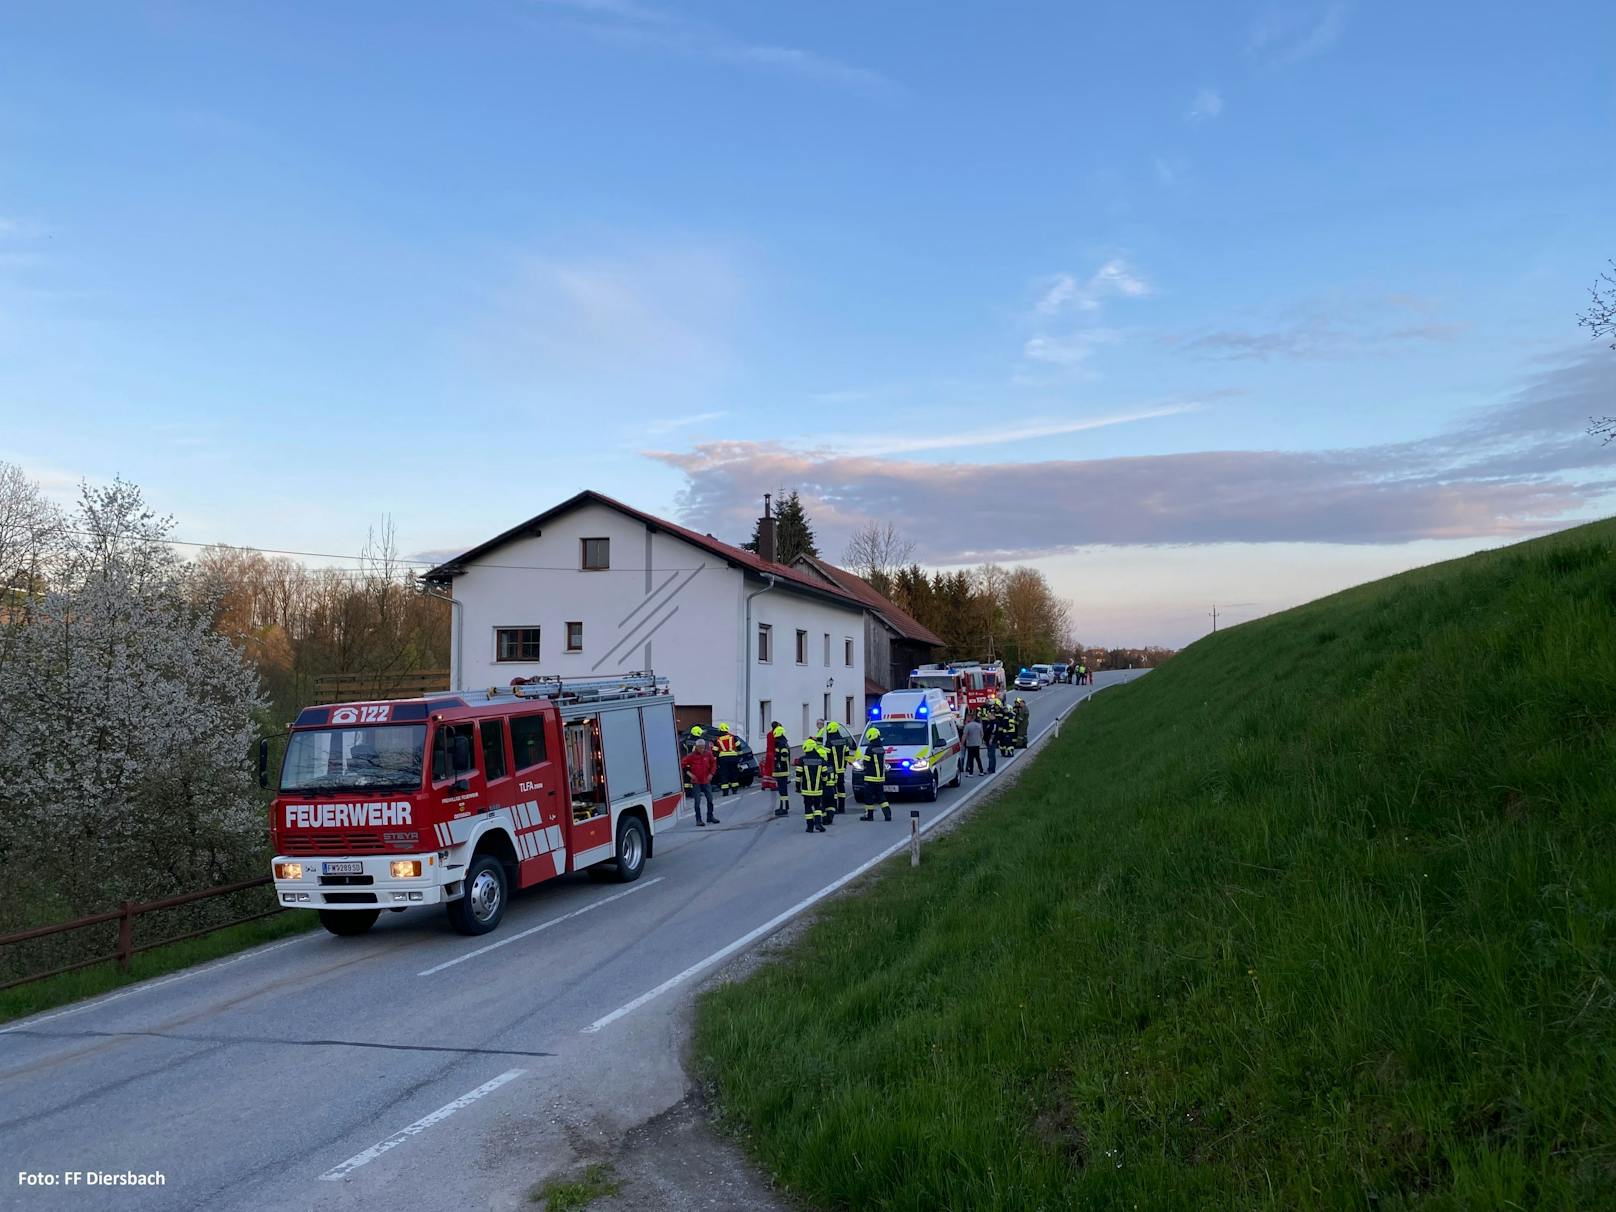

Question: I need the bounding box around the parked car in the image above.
[1031,663,1055,685]
[1051,662,1070,682]
[679,724,759,786]
[1014,669,1041,691]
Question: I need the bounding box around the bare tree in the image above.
[1580,260,1616,443]
[0,461,65,622]
[842,521,916,589]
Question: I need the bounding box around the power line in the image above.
[53,528,717,574]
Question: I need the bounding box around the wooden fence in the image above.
[0,877,282,993]
[311,670,449,704]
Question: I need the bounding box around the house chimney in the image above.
[757,493,777,564]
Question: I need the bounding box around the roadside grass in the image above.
[531,1162,621,1210]
[695,519,1616,1209]
[0,911,318,1026]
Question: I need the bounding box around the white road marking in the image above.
[0,931,321,1035]
[417,878,666,976]
[317,1068,525,1181]
[582,682,1129,1034]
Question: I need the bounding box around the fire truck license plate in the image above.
[322,861,363,875]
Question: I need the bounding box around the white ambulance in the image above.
[853,687,963,802]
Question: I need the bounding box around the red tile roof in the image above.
[792,554,945,648]
[424,490,864,611]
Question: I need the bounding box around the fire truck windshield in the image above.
[911,675,956,691]
[279,724,428,794]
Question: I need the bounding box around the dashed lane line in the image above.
[317,1068,526,1181]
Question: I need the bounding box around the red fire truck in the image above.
[266,672,682,937]
[908,661,1007,714]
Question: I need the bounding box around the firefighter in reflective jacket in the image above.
[858,726,892,822]
[1013,698,1030,749]
[714,723,741,796]
[795,740,829,833]
[769,722,792,817]
[818,720,853,816]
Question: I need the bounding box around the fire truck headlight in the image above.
[275,862,303,881]
[390,860,423,879]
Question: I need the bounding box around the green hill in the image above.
[694,520,1616,1210]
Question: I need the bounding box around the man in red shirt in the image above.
[680,740,719,826]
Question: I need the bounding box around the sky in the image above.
[1,0,1613,646]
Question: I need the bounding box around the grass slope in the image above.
[694,520,1616,1210]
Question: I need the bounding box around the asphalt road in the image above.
[1,672,1144,1212]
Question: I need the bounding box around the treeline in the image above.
[189,521,448,721]
[0,462,447,966]
[873,563,1074,671]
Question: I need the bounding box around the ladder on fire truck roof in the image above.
[428,671,670,709]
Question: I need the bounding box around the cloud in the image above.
[840,403,1200,456]
[468,244,742,388]
[1186,88,1224,123]
[1167,296,1464,361]
[532,0,896,92]
[1035,260,1149,318]
[1153,156,1188,187]
[1023,260,1150,378]
[1023,328,1122,367]
[643,410,728,435]
[645,352,1616,560]
[1249,2,1348,66]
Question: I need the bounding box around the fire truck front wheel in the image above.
[318,909,379,937]
[447,854,508,936]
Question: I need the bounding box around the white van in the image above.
[853,688,963,802]
[1031,663,1055,686]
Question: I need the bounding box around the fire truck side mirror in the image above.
[257,737,270,789]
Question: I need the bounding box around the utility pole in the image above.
[1210,604,1219,633]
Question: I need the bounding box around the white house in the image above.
[424,491,868,742]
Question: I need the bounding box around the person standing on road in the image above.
[1013,698,1030,749]
[680,740,719,826]
[998,701,1019,762]
[858,726,892,822]
[983,699,1000,773]
[819,719,853,816]
[714,723,741,797]
[795,739,828,833]
[769,722,792,817]
[962,714,985,775]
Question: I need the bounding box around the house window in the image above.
[581,537,610,570]
[757,623,773,663]
[566,621,584,652]
[759,699,772,738]
[795,629,808,664]
[844,638,854,666]
[823,633,831,665]
[495,627,541,662]
[822,693,830,723]
[844,695,854,724]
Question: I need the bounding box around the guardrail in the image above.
[0,876,282,993]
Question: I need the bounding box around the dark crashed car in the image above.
[679,724,759,787]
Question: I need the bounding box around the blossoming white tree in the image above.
[0,470,266,919]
